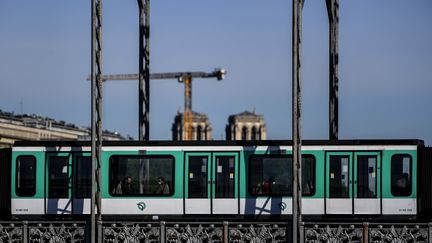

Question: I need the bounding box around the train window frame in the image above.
[15,155,37,197]
[390,154,412,197]
[109,155,175,197]
[248,154,316,197]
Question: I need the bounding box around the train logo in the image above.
[279,202,287,211]
[137,202,146,211]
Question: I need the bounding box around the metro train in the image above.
[0,139,431,221]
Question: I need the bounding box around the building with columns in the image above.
[225,110,267,140]
[171,111,212,141]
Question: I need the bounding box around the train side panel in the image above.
[381,149,417,215]
[101,148,184,216]
[11,149,45,215]
[8,140,424,220]
[239,148,325,216]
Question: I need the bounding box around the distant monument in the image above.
[172,111,212,141]
[226,110,267,140]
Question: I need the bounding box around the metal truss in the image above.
[138,0,150,141]
[91,0,103,242]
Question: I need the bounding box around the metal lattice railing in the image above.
[2,220,432,242]
[100,221,289,243]
[0,221,86,243]
[304,222,432,243]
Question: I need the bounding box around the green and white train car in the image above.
[3,139,432,220]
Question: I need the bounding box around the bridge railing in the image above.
[303,222,432,243]
[0,220,289,243]
[101,221,288,243]
[0,220,86,242]
[2,220,432,242]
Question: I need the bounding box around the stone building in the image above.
[225,110,267,140]
[172,111,212,141]
[0,110,129,148]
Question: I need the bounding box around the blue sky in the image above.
[0,1,431,144]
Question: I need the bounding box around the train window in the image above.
[188,156,208,198]
[215,156,235,198]
[329,155,350,198]
[249,155,315,196]
[391,154,412,197]
[109,155,174,196]
[357,156,377,198]
[16,155,36,197]
[302,156,316,196]
[75,156,91,198]
[48,156,69,198]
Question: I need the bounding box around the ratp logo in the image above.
[137,202,146,211]
[279,202,287,211]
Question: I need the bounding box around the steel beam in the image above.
[292,0,304,242]
[326,0,339,140]
[138,0,150,141]
[91,0,103,242]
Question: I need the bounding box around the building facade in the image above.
[226,110,267,140]
[172,111,212,141]
[0,110,128,148]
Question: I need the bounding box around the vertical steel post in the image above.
[363,222,369,243]
[429,222,432,242]
[223,221,229,243]
[138,0,150,141]
[91,0,103,242]
[160,221,166,243]
[326,0,339,140]
[23,221,28,243]
[292,0,304,242]
[97,220,103,243]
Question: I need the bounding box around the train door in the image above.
[353,152,381,214]
[325,152,353,214]
[72,154,91,214]
[184,152,239,214]
[325,152,381,215]
[185,153,211,214]
[212,152,239,214]
[46,153,72,214]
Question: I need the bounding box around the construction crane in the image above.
[95,68,226,141]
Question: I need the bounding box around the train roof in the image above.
[13,139,425,147]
